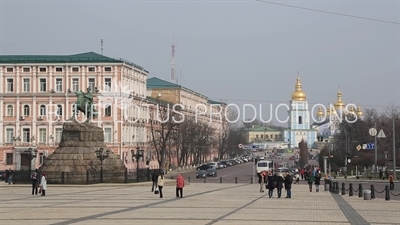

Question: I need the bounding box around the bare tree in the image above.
[299,139,308,167]
[148,102,182,171]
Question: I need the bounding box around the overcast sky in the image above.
[0,0,399,125]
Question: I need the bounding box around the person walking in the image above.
[258,171,266,193]
[266,171,276,198]
[276,173,284,198]
[176,173,185,198]
[157,172,165,198]
[314,171,321,192]
[307,171,314,192]
[6,169,13,185]
[31,172,39,195]
[39,173,47,196]
[151,171,158,192]
[389,173,394,190]
[284,172,293,198]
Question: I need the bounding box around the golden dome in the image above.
[316,106,324,117]
[334,89,345,109]
[347,105,355,114]
[291,77,306,101]
[357,106,363,117]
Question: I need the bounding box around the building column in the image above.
[15,151,21,170]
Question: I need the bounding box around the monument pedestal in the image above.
[40,120,126,184]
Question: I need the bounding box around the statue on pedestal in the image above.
[71,87,98,122]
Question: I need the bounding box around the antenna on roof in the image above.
[178,62,182,85]
[171,32,176,82]
[101,39,104,55]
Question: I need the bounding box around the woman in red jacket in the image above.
[176,173,185,198]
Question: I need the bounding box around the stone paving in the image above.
[0,181,399,225]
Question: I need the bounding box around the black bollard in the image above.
[371,185,375,199]
[124,170,127,183]
[336,182,340,194]
[358,183,363,197]
[235,177,238,184]
[220,177,222,183]
[349,183,353,196]
[329,180,333,193]
[341,183,346,195]
[61,172,65,184]
[204,177,206,183]
[385,185,390,201]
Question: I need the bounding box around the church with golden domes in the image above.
[283,77,364,148]
[283,77,318,148]
[313,88,364,140]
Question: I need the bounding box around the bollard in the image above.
[251,176,253,184]
[341,183,346,195]
[349,183,353,196]
[385,185,390,201]
[370,185,375,199]
[335,182,339,194]
[220,177,222,183]
[61,172,65,184]
[204,177,206,183]
[358,183,363,197]
[329,180,333,193]
[235,177,238,184]
[86,170,89,185]
[171,176,173,179]
[188,177,191,182]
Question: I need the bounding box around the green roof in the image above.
[207,99,225,105]
[147,77,181,89]
[246,125,279,132]
[0,52,147,72]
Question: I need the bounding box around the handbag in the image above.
[154,187,159,194]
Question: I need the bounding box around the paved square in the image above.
[1,182,399,225]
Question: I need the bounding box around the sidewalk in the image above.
[1,182,398,225]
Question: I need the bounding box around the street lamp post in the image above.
[24,148,38,178]
[95,148,110,183]
[131,147,144,182]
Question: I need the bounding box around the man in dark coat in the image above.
[284,172,293,198]
[151,171,159,192]
[266,172,276,198]
[276,173,284,198]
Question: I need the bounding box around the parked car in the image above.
[207,168,217,177]
[0,171,5,180]
[196,170,208,178]
[197,164,211,171]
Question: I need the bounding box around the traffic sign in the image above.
[238,144,243,148]
[369,128,377,136]
[252,145,260,149]
[243,145,251,149]
[347,159,351,163]
[356,145,362,151]
[377,129,386,138]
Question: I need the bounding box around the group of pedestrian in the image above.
[151,170,185,199]
[30,170,47,196]
[307,169,321,192]
[258,171,293,198]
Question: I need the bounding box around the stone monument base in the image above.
[40,120,127,184]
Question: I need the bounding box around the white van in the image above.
[256,160,274,174]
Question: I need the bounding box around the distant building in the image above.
[245,125,283,143]
[283,77,318,148]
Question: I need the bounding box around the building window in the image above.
[23,105,30,116]
[105,105,111,116]
[104,67,112,72]
[6,67,14,72]
[256,135,259,139]
[55,128,62,143]
[104,78,111,89]
[72,78,79,92]
[39,153,45,164]
[23,128,30,142]
[6,78,13,92]
[39,67,47,72]
[6,128,14,143]
[55,67,63,72]
[72,67,79,72]
[39,78,47,92]
[56,78,63,92]
[298,116,302,124]
[7,105,13,116]
[88,78,95,91]
[6,153,13,165]
[23,67,30,73]
[260,135,263,139]
[39,128,46,143]
[39,105,46,116]
[104,128,112,142]
[23,78,30,92]
[88,67,96,72]
[57,105,63,116]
